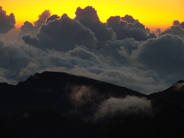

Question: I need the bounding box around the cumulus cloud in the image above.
[156,28,161,34]
[46,15,60,23]
[20,21,37,37]
[1,6,184,95]
[20,10,51,37]
[20,21,36,32]
[133,34,184,75]
[173,20,180,26]
[94,96,152,120]
[101,38,141,65]
[67,46,101,63]
[181,22,184,28]
[159,20,184,38]
[75,6,116,45]
[0,6,16,34]
[121,14,138,24]
[0,37,179,94]
[22,14,98,51]
[107,15,155,41]
[0,40,4,46]
[34,10,51,29]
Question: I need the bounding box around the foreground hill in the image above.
[0,71,184,138]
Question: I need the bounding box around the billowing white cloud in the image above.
[69,85,97,106]
[94,96,152,120]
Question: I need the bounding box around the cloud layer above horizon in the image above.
[0,6,184,94]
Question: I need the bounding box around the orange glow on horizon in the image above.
[1,0,184,31]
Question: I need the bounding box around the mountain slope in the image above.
[0,71,145,118]
[149,80,184,106]
[1,71,184,138]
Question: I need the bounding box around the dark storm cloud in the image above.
[181,22,184,28]
[20,21,35,32]
[107,16,155,41]
[101,38,141,65]
[0,43,32,83]
[22,34,38,46]
[145,28,150,33]
[173,20,180,26]
[156,28,161,34]
[0,7,16,34]
[121,14,138,24]
[159,20,184,38]
[75,6,116,46]
[67,47,101,63]
[2,6,184,94]
[23,14,98,51]
[34,10,51,29]
[0,40,4,46]
[133,34,184,74]
[46,15,60,23]
[20,10,51,37]
[20,21,37,37]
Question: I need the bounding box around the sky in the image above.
[1,0,184,30]
[0,1,184,94]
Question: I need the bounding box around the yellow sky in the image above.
[1,0,184,30]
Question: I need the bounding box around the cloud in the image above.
[0,40,4,46]
[20,21,36,32]
[69,85,97,106]
[133,34,184,75]
[22,14,98,52]
[0,6,16,34]
[1,6,184,95]
[0,37,178,94]
[0,44,30,71]
[181,22,184,28]
[156,28,161,34]
[107,16,155,41]
[46,15,60,23]
[121,14,138,24]
[173,20,180,26]
[67,46,101,63]
[101,38,141,65]
[34,10,51,29]
[75,6,116,46]
[159,20,184,38]
[20,10,51,37]
[20,21,37,37]
[94,96,152,120]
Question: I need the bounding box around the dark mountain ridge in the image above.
[0,71,184,138]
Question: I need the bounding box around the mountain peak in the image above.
[172,80,184,91]
[176,80,184,84]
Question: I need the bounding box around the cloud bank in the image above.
[0,6,184,94]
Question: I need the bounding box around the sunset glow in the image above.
[1,0,184,29]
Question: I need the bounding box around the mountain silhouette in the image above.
[0,71,184,138]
